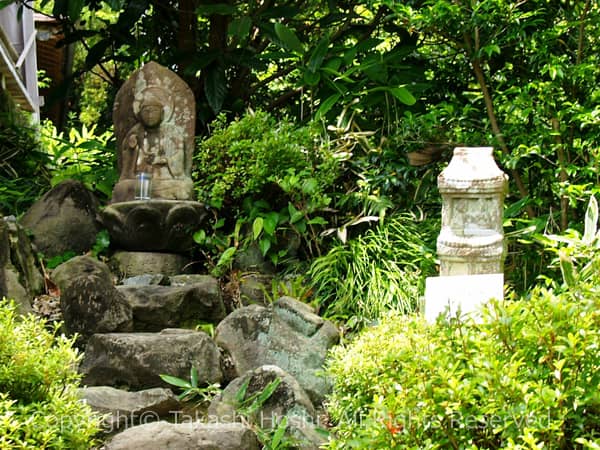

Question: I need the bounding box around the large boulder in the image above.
[19,180,101,258]
[80,329,222,390]
[105,422,259,450]
[52,256,133,341]
[0,216,44,314]
[117,277,225,331]
[215,296,339,404]
[79,386,180,432]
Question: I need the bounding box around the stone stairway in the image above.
[50,253,339,449]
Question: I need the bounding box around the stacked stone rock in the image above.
[4,62,341,450]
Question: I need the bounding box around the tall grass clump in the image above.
[0,299,100,448]
[308,212,438,327]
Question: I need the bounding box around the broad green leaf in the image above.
[259,238,271,256]
[583,196,598,245]
[274,23,304,53]
[193,229,207,244]
[288,202,303,224]
[196,3,237,15]
[271,416,288,448]
[316,93,341,118]
[307,216,328,225]
[304,69,320,86]
[263,212,279,236]
[216,247,236,268]
[159,374,192,389]
[0,0,14,10]
[204,65,227,114]
[228,16,252,40]
[307,36,330,73]
[388,86,416,105]
[559,249,576,287]
[253,217,264,240]
[190,366,199,388]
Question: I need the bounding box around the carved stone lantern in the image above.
[437,147,508,276]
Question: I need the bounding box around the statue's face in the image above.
[139,104,163,128]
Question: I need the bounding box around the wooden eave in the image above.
[0,25,35,112]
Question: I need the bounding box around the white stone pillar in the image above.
[425,147,507,322]
[437,147,507,275]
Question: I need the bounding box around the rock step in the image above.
[79,386,180,432]
[104,422,260,450]
[117,279,225,332]
[80,329,222,390]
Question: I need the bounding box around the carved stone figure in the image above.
[111,62,195,202]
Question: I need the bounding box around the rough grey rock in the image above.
[79,386,179,431]
[0,217,44,314]
[121,274,168,286]
[19,180,100,258]
[209,365,316,428]
[209,365,325,449]
[101,201,207,252]
[233,241,276,274]
[105,421,259,450]
[215,296,339,404]
[238,273,274,306]
[51,256,132,341]
[110,251,189,278]
[5,217,44,296]
[169,274,216,287]
[80,329,222,390]
[117,280,226,331]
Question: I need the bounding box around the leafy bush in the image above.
[40,120,117,201]
[308,213,438,327]
[193,110,338,209]
[0,93,51,215]
[0,300,100,448]
[325,200,600,448]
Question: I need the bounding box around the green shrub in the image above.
[193,110,337,209]
[40,120,117,202]
[308,213,438,327]
[0,300,100,448]
[325,280,600,447]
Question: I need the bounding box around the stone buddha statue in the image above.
[101,62,206,253]
[111,62,195,202]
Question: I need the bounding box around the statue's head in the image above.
[133,86,173,129]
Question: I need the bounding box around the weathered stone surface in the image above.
[209,366,325,450]
[209,365,315,426]
[233,242,276,274]
[80,329,222,389]
[101,200,207,252]
[238,273,274,306]
[79,386,180,431]
[105,422,259,450]
[110,251,189,278]
[121,274,168,286]
[215,296,339,404]
[111,62,196,202]
[5,217,43,296]
[51,256,132,341]
[117,280,226,331]
[0,216,44,314]
[169,274,216,287]
[19,180,100,258]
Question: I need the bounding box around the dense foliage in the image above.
[308,213,438,327]
[325,198,600,448]
[0,300,100,448]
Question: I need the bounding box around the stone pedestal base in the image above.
[424,273,503,323]
[110,251,190,278]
